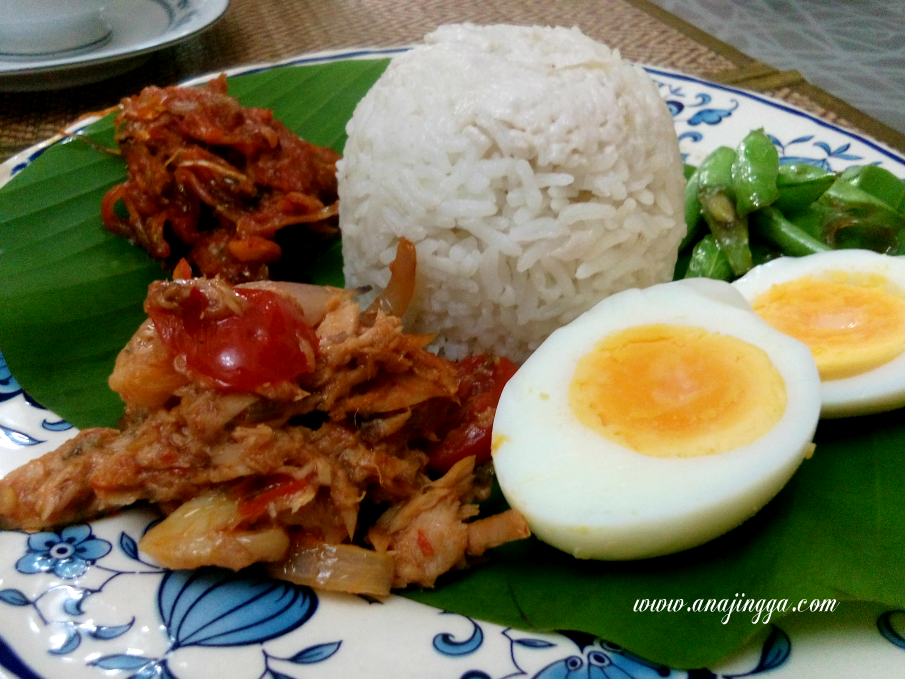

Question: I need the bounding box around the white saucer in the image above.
[0,0,229,92]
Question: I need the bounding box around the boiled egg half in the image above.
[492,278,821,560]
[733,249,905,418]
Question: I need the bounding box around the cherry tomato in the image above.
[148,286,317,391]
[427,355,518,473]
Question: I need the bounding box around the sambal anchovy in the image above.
[101,75,341,283]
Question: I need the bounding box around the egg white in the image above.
[492,278,821,561]
[733,249,905,418]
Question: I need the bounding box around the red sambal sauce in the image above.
[101,74,341,283]
[234,473,311,520]
[427,355,519,473]
[147,283,318,391]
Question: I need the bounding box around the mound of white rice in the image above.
[338,24,685,362]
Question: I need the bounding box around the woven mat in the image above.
[2,0,903,162]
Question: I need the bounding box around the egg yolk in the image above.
[752,272,905,381]
[569,324,786,457]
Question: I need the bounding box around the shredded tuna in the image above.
[0,275,528,593]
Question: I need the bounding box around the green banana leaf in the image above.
[2,57,905,670]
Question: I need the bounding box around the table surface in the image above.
[647,0,905,138]
[1,0,904,163]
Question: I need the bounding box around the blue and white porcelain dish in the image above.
[0,0,229,91]
[2,50,905,679]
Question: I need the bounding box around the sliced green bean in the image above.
[784,204,827,241]
[839,165,905,216]
[680,166,705,251]
[680,139,905,267]
[774,163,835,213]
[683,234,733,281]
[818,177,904,254]
[698,147,736,198]
[750,206,832,257]
[750,240,781,267]
[697,146,753,277]
[731,129,781,216]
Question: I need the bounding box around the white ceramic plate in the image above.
[0,0,229,91]
[2,50,905,679]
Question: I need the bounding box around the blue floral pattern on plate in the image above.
[0,352,72,451]
[0,518,796,679]
[2,52,905,679]
[0,517,340,679]
[0,353,22,405]
[16,526,112,579]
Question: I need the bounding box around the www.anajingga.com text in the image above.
[633,594,837,625]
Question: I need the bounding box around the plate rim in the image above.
[4,50,903,186]
[645,64,905,166]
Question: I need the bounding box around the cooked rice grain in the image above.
[338,24,685,362]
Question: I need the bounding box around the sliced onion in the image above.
[108,318,190,408]
[366,237,417,318]
[139,490,290,571]
[267,538,395,597]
